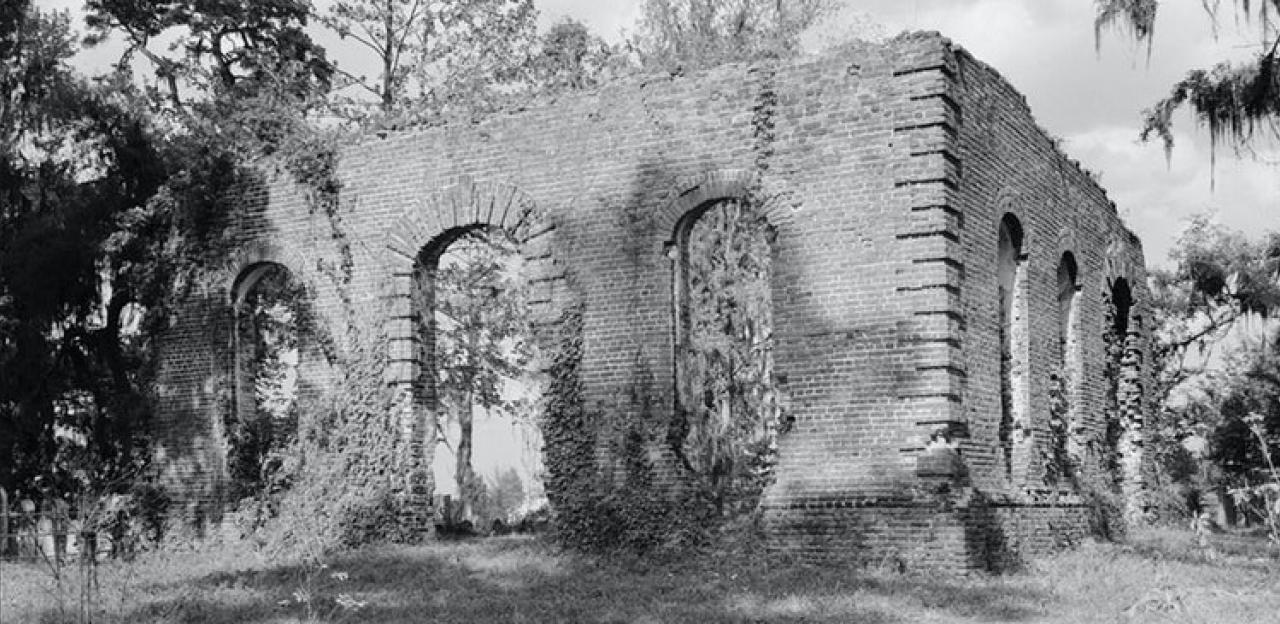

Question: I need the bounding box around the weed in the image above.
[5,528,1276,623]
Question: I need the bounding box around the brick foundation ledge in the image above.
[760,493,1093,572]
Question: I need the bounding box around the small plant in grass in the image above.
[17,458,169,624]
[281,562,369,624]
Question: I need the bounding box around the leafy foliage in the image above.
[1,0,341,512]
[1141,218,1280,527]
[1045,370,1071,485]
[1226,412,1280,545]
[320,0,537,126]
[538,302,682,552]
[537,303,596,542]
[1207,348,1280,484]
[1167,341,1280,539]
[84,0,332,106]
[259,325,424,551]
[0,5,167,498]
[1149,217,1280,398]
[527,18,618,92]
[631,0,830,72]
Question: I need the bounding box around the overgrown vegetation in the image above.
[671,197,779,519]
[4,529,1278,624]
[631,0,831,72]
[1114,216,1280,550]
[256,325,424,552]
[224,265,308,504]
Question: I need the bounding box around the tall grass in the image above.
[2,529,1276,623]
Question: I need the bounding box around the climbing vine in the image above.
[214,125,441,549]
[539,302,599,543]
[538,302,695,551]
[1044,370,1071,485]
[1068,289,1133,540]
[255,325,422,550]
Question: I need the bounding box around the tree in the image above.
[432,230,532,522]
[0,0,339,505]
[84,0,332,109]
[321,0,537,126]
[0,5,167,496]
[321,0,425,114]
[82,0,339,199]
[1143,218,1280,522]
[1164,338,1280,533]
[1150,217,1280,391]
[631,0,830,73]
[1094,0,1280,165]
[527,17,617,92]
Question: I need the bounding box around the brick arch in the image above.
[993,190,1032,255]
[383,177,542,265]
[661,169,799,474]
[222,240,318,502]
[1098,237,1146,343]
[1055,227,1079,263]
[224,241,312,306]
[994,203,1032,484]
[652,169,799,239]
[1101,236,1140,288]
[1054,238,1085,463]
[657,170,802,351]
[380,178,551,385]
[1055,228,1084,357]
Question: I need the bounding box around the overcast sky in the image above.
[49,0,1280,269]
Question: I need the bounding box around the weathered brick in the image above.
[150,32,1150,570]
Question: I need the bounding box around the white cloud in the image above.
[1066,125,1280,267]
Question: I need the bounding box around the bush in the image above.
[1073,444,1127,541]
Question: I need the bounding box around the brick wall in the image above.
[151,32,1150,569]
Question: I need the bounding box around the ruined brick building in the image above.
[151,32,1151,570]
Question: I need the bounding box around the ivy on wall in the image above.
[538,302,599,544]
[1043,370,1071,486]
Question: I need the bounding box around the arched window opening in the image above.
[1103,278,1137,481]
[1051,252,1080,480]
[997,214,1026,480]
[414,227,544,532]
[1057,253,1079,368]
[1106,278,1132,338]
[229,263,304,501]
[671,197,777,515]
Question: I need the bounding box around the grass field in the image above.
[2,529,1277,623]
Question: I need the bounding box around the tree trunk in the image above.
[456,375,474,521]
[381,0,395,111]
